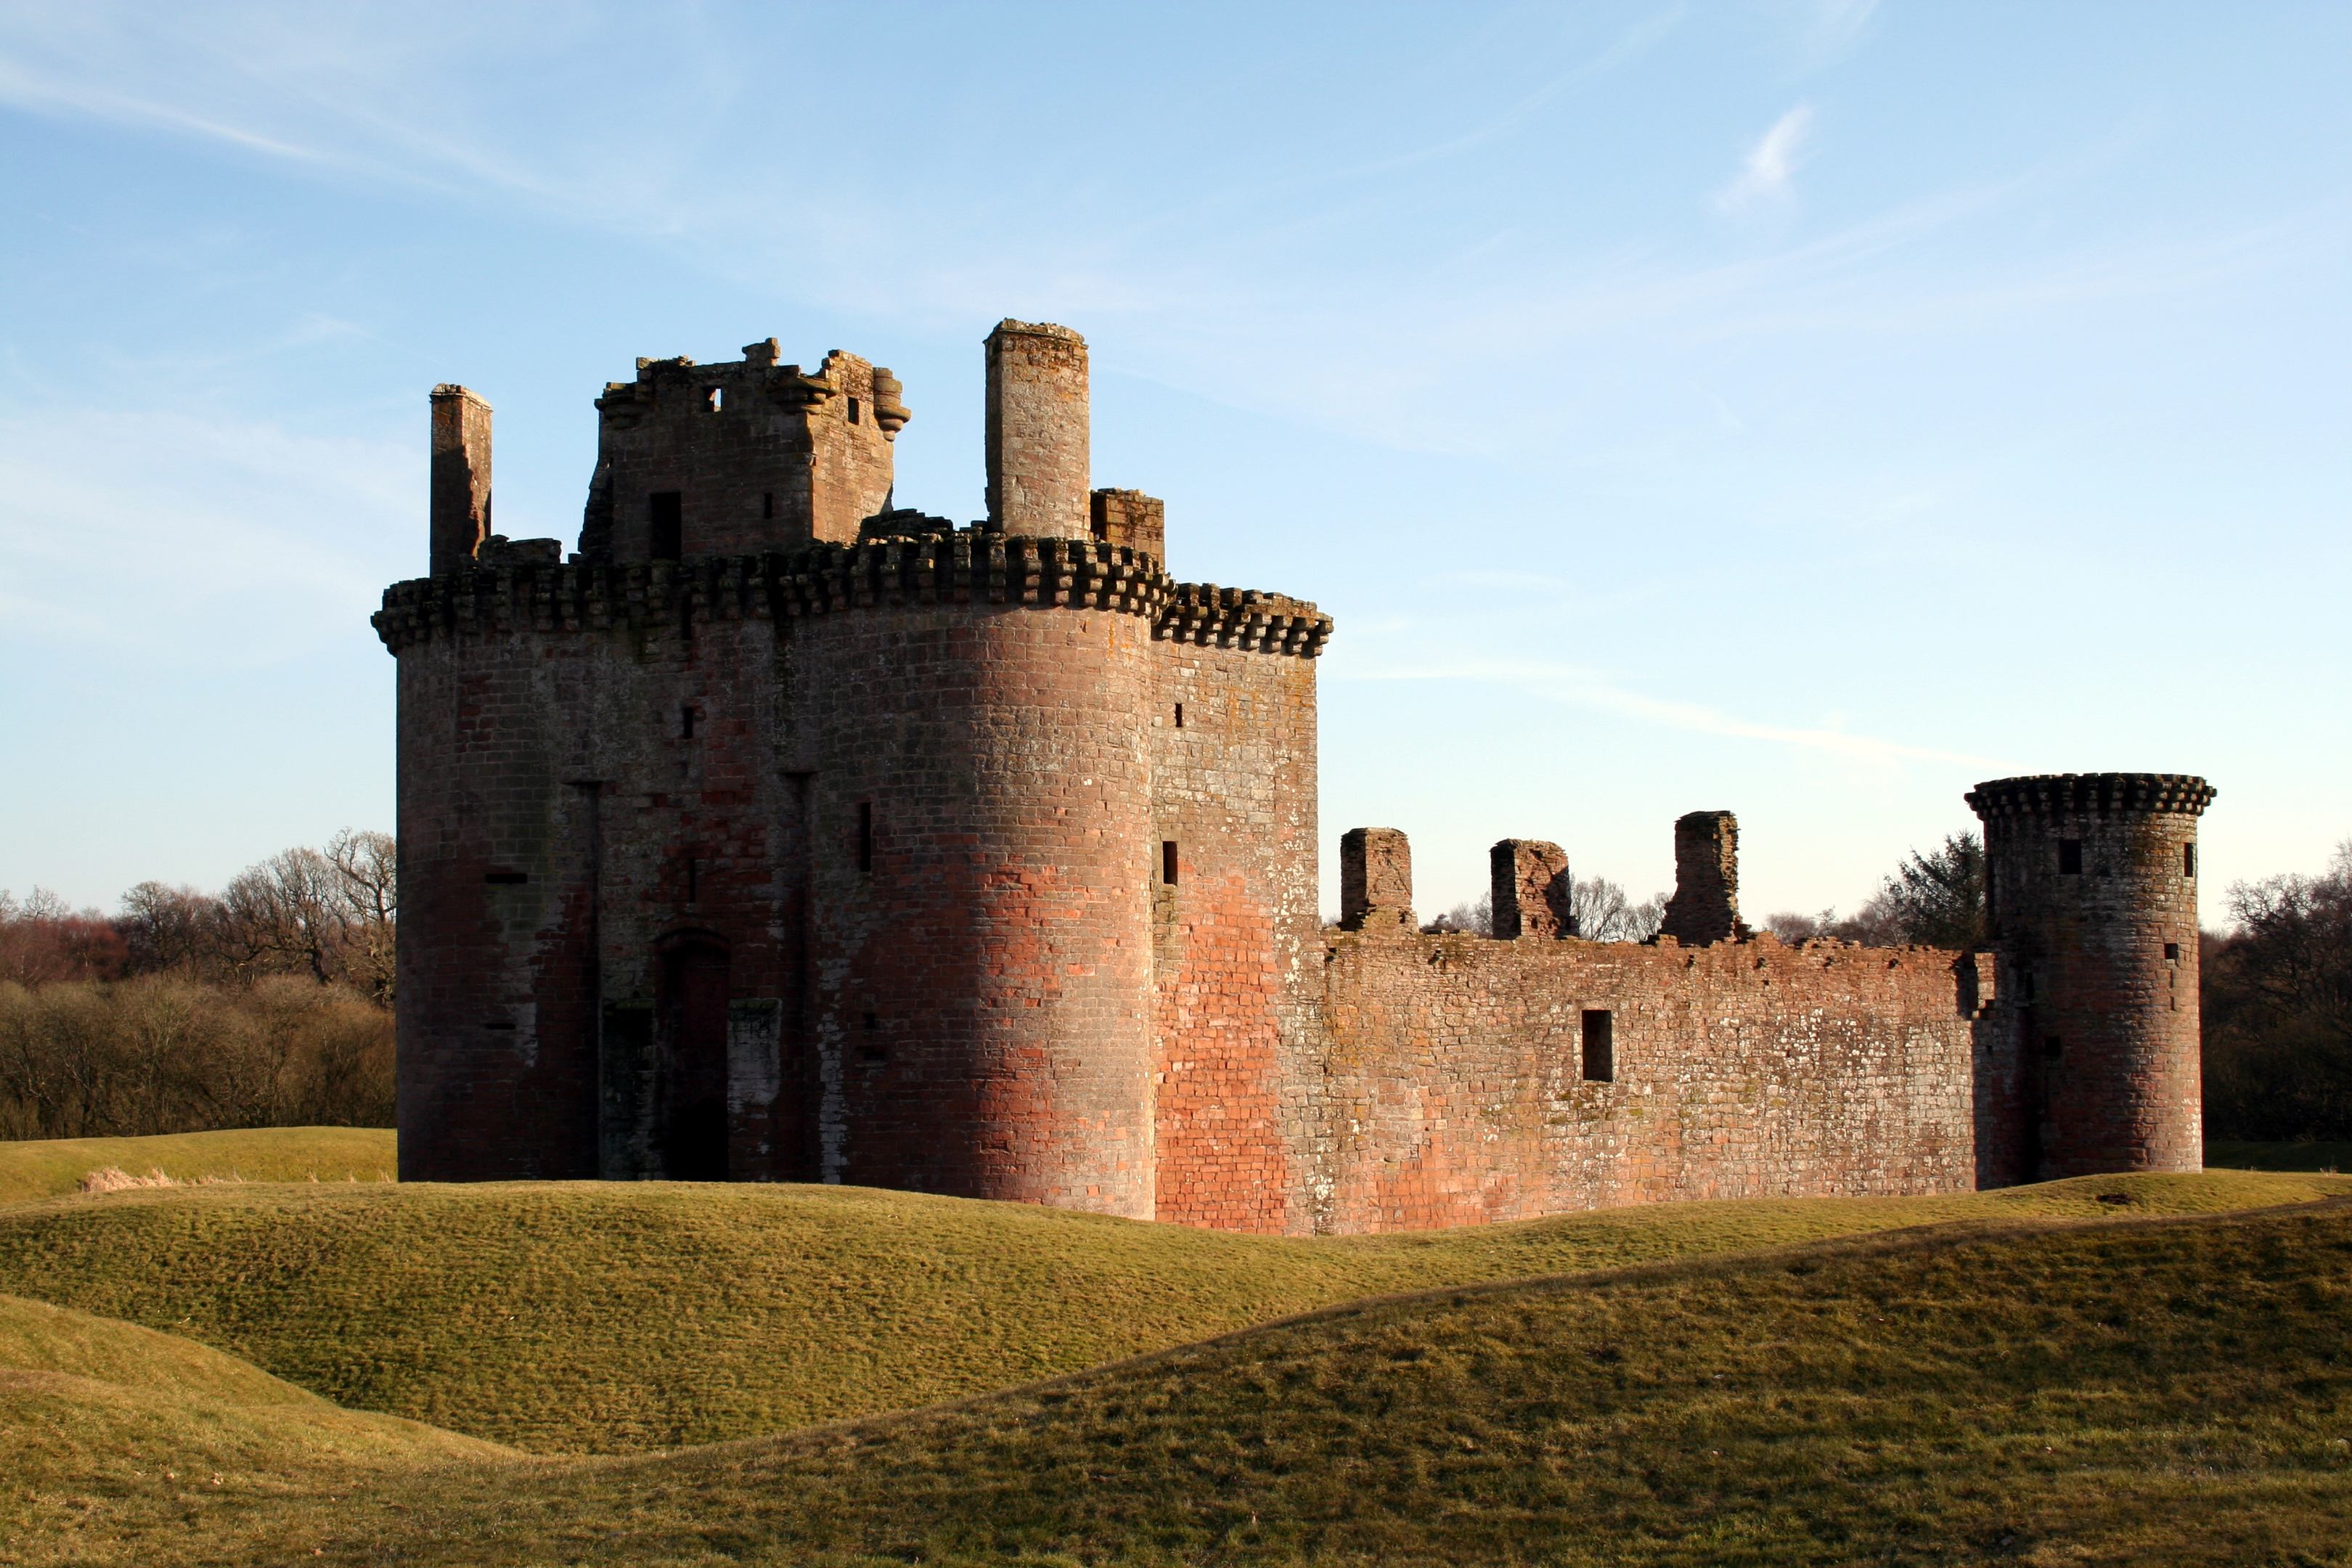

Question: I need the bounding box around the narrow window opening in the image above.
[860,1046,889,1064]
[483,870,528,885]
[862,1012,878,1031]
[1174,703,1185,729]
[847,395,861,425]
[682,706,697,740]
[2058,838,2083,875]
[1580,1009,1614,1083]
[649,491,683,561]
[2164,942,2181,961]
[2184,843,2197,878]
[704,386,723,412]
[687,857,699,902]
[761,490,775,520]
[1161,841,1179,886]
[2043,1034,2065,1060]
[857,803,874,873]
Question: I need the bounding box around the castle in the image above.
[375,320,2214,1232]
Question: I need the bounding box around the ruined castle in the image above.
[375,319,2213,1232]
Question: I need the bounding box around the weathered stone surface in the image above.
[380,320,2208,1236]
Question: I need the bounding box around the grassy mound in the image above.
[0,1167,2335,1456]
[21,1196,2352,1567]
[0,1127,396,1205]
[0,1292,510,1566]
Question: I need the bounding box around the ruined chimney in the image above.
[1340,828,1415,932]
[1491,839,1574,940]
[430,385,493,575]
[985,320,1089,538]
[1089,489,1166,559]
[1660,811,1742,946]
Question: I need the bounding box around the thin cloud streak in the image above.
[1335,656,2002,772]
[1713,104,1814,211]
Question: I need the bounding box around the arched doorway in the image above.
[657,938,730,1180]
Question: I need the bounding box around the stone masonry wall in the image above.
[583,344,899,563]
[1310,926,1978,1232]
[1148,617,1323,1233]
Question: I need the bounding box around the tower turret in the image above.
[1967,772,2215,1180]
[985,319,1090,538]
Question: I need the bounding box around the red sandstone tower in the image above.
[378,322,1329,1218]
[1967,772,2216,1180]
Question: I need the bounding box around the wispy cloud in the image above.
[1714,104,1816,213]
[1334,656,2001,774]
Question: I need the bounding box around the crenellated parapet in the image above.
[1965,772,2216,820]
[1156,583,1332,656]
[373,533,1332,658]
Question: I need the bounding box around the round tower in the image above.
[1966,772,2215,1180]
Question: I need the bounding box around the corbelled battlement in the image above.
[371,533,1331,658]
[1966,772,2216,819]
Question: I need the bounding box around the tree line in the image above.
[0,830,396,1140]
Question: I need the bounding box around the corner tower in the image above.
[1967,772,2215,1180]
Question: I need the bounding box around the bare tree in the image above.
[327,829,398,1005]
[1572,875,1665,942]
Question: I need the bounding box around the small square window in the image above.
[704,387,723,412]
[2059,839,2083,875]
[2044,1035,2065,1060]
[1581,1010,1614,1083]
[2164,942,2181,961]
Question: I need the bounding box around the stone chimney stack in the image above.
[1491,839,1574,939]
[1340,828,1415,932]
[1660,810,1741,946]
[430,385,493,575]
[984,320,1090,538]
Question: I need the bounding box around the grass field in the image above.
[6,1196,2351,1566]
[0,1127,396,1205]
[0,1154,2337,1455]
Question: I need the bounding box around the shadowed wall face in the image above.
[986,321,1090,539]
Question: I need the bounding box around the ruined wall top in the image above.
[1659,810,1743,947]
[987,319,1090,539]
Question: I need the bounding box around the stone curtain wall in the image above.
[1309,928,1979,1232]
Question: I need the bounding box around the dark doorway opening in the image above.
[649,491,683,561]
[658,940,730,1180]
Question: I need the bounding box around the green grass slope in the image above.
[0,1292,511,1568]
[21,1196,2352,1568]
[0,1169,2337,1456]
[0,1127,396,1205]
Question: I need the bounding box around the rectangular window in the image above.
[1174,703,1185,729]
[2059,838,2083,875]
[2164,942,2181,961]
[649,491,683,560]
[1161,841,1179,886]
[2184,843,2197,878]
[857,802,874,873]
[2044,1034,2065,1060]
[848,396,862,425]
[687,857,698,902]
[682,706,696,739]
[483,870,527,885]
[704,387,723,412]
[761,491,775,520]
[1581,1009,1614,1083]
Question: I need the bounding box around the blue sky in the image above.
[1,1,2345,923]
